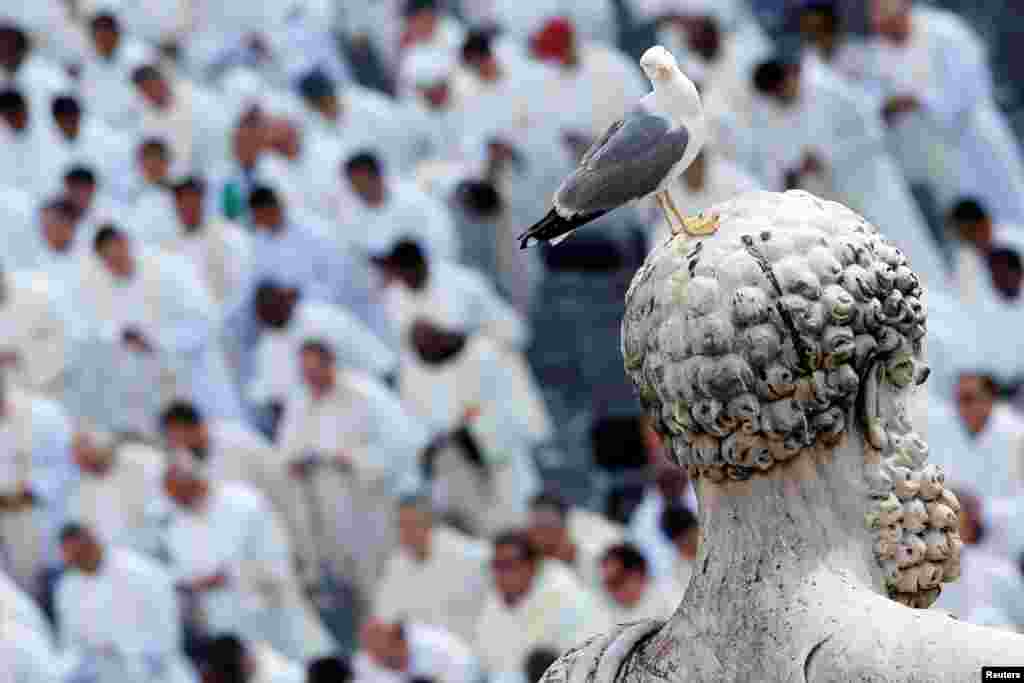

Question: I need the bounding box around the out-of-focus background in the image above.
[3,1,1024,682]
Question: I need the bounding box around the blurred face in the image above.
[251,204,284,231]
[686,17,721,61]
[954,217,992,248]
[675,526,699,561]
[136,75,171,108]
[174,187,205,229]
[419,81,450,110]
[779,64,802,103]
[1,105,27,131]
[870,0,912,42]
[0,29,25,71]
[61,532,103,574]
[466,53,499,82]
[90,22,120,58]
[362,620,410,672]
[397,505,432,558]
[54,111,80,140]
[163,466,206,508]
[268,120,301,160]
[164,420,207,455]
[956,374,995,436]
[72,433,114,476]
[40,208,76,253]
[65,179,96,213]
[492,543,536,604]
[233,122,265,167]
[656,466,688,500]
[406,9,438,43]
[527,506,567,557]
[346,167,385,206]
[138,147,170,185]
[300,348,335,396]
[97,235,135,279]
[313,94,340,121]
[254,288,297,328]
[601,557,647,608]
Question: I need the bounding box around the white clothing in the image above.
[474,561,601,678]
[628,488,697,581]
[0,125,54,194]
[354,622,479,683]
[374,526,491,643]
[56,547,196,683]
[43,116,133,196]
[949,404,1024,501]
[164,481,336,662]
[0,270,70,397]
[1,619,73,683]
[135,79,233,175]
[933,545,1024,629]
[248,299,396,406]
[158,216,252,308]
[593,578,681,634]
[76,39,154,130]
[0,568,54,646]
[278,371,426,594]
[566,508,626,589]
[343,181,460,263]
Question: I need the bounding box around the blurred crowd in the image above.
[3,0,1024,681]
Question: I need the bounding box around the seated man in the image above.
[374,495,490,643]
[474,531,600,681]
[161,454,336,663]
[399,319,541,535]
[593,543,680,633]
[56,523,197,683]
[355,618,478,683]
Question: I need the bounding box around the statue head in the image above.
[622,191,960,608]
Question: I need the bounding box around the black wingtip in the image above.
[519,208,608,249]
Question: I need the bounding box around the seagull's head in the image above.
[640,45,679,83]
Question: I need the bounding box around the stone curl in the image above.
[622,191,927,479]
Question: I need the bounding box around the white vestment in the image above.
[0,390,76,591]
[0,125,54,194]
[77,39,154,129]
[157,215,252,308]
[566,507,626,589]
[592,578,682,635]
[42,117,133,197]
[56,548,197,683]
[399,335,542,535]
[474,561,601,679]
[164,481,336,662]
[248,300,397,407]
[1,618,74,683]
[136,79,233,175]
[0,270,70,398]
[277,371,426,595]
[354,622,479,683]
[628,487,697,581]
[66,443,165,555]
[373,526,491,643]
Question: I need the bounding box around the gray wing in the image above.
[555,112,690,216]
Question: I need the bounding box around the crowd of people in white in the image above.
[3,0,1024,681]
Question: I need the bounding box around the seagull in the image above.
[518,45,708,249]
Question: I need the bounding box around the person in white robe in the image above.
[161,176,252,307]
[932,490,1024,630]
[0,565,55,645]
[592,543,680,634]
[46,94,132,196]
[1,4,86,65]
[66,429,165,556]
[74,226,243,436]
[340,151,460,263]
[373,495,490,644]
[76,11,153,130]
[62,165,126,263]
[161,455,336,663]
[0,89,54,192]
[112,137,176,216]
[160,400,293,535]
[373,240,530,353]
[78,0,190,57]
[797,1,874,86]
[948,199,1024,321]
[525,491,623,590]
[629,464,698,581]
[748,54,947,287]
[277,339,426,604]
[528,17,649,141]
[0,376,78,595]
[247,281,396,418]
[200,634,307,683]
[399,321,543,535]
[130,64,232,175]
[355,618,479,683]
[644,148,761,247]
[394,0,466,92]
[862,0,1024,223]
[399,46,477,167]
[56,523,197,683]
[475,531,601,680]
[950,372,1024,500]
[658,503,699,592]
[0,267,70,399]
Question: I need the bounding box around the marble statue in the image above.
[542,191,1024,683]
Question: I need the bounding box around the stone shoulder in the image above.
[541,622,665,683]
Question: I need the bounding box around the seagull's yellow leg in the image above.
[656,191,679,234]
[664,192,689,233]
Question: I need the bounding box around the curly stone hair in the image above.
[622,190,960,607]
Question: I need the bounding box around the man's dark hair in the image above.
[138,137,170,158]
[59,521,90,544]
[493,529,539,563]
[529,491,569,520]
[403,0,439,17]
[131,63,163,86]
[160,400,203,429]
[344,151,382,177]
[525,648,560,683]
[300,338,336,363]
[0,24,29,57]
[308,656,354,683]
[379,240,427,271]
[462,29,495,62]
[660,503,698,542]
[753,59,787,96]
[297,68,335,102]
[51,94,82,119]
[989,246,1023,274]
[0,88,27,114]
[201,634,247,683]
[602,542,649,575]
[798,1,839,26]
[89,12,120,32]
[93,223,125,253]
[950,198,988,224]
[65,165,97,186]
[248,185,280,210]
[457,180,503,217]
